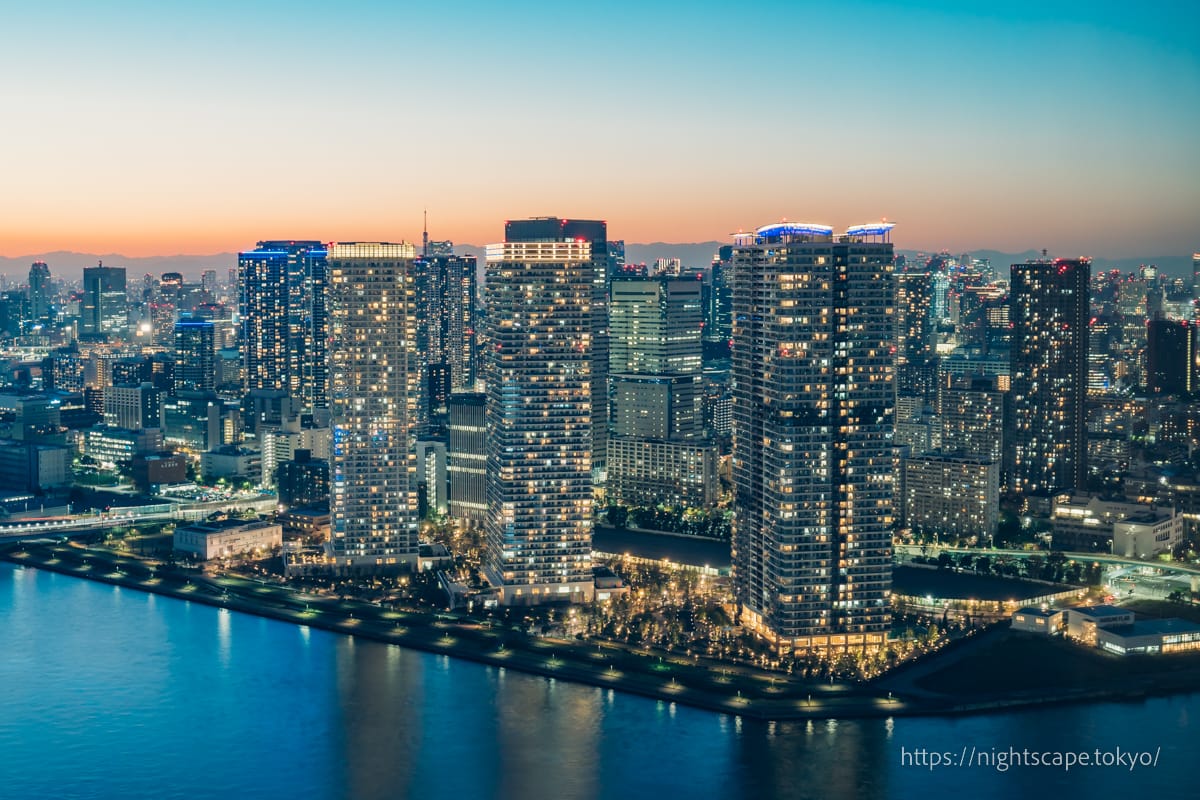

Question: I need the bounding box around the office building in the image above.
[327,242,421,571]
[731,222,895,651]
[173,318,216,393]
[81,265,127,338]
[103,383,162,430]
[82,426,163,468]
[28,261,51,322]
[705,247,733,344]
[238,240,328,410]
[1009,258,1090,495]
[607,275,715,507]
[414,248,479,416]
[0,439,69,491]
[483,233,594,604]
[162,391,227,452]
[1146,319,1197,395]
[447,392,487,525]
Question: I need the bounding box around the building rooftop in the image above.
[1072,604,1133,619]
[180,518,276,534]
[1114,618,1200,637]
[1015,606,1061,618]
[278,503,330,519]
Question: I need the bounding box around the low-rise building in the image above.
[1096,618,1200,656]
[275,450,329,509]
[1051,494,1176,553]
[173,518,283,561]
[606,438,718,508]
[201,445,261,483]
[276,504,331,540]
[418,543,453,571]
[82,426,163,468]
[1112,510,1183,559]
[1011,606,1065,635]
[131,451,188,492]
[1066,605,1135,645]
[0,439,69,491]
[901,450,999,539]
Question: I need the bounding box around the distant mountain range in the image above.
[1,246,1192,282]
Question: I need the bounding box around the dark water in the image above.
[2,564,1197,800]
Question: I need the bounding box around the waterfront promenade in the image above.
[5,541,1197,721]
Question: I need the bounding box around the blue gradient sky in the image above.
[1,0,1196,256]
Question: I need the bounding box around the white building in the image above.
[1011,606,1065,635]
[1052,494,1179,555]
[1066,605,1135,645]
[1112,510,1183,559]
[1096,618,1200,655]
[174,518,283,561]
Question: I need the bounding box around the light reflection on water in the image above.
[1,564,1197,800]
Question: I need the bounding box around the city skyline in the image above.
[1,1,1196,258]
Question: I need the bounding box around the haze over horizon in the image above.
[1,1,1196,258]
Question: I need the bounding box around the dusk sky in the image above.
[2,0,1197,257]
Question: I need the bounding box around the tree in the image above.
[606,504,628,529]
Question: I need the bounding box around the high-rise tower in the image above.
[173,318,216,393]
[607,275,715,507]
[1009,258,1090,495]
[238,241,328,411]
[326,242,422,571]
[503,218,609,482]
[413,245,478,422]
[28,261,51,322]
[81,265,127,338]
[893,270,936,402]
[482,232,594,604]
[731,222,895,651]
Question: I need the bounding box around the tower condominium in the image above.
[731,222,895,651]
[327,242,421,571]
[483,231,594,604]
[1009,258,1090,496]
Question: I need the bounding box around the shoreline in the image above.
[4,543,1197,722]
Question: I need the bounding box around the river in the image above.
[1,564,1196,799]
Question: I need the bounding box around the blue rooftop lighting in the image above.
[845,223,897,237]
[755,222,834,239]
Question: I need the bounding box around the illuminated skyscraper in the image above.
[1009,258,1090,495]
[731,223,895,651]
[502,218,609,481]
[483,233,594,604]
[607,276,715,507]
[1146,318,1197,395]
[28,261,51,322]
[893,270,936,401]
[1193,252,1200,320]
[327,242,421,571]
[705,246,733,345]
[413,246,478,421]
[173,318,215,393]
[238,241,328,411]
[81,265,127,338]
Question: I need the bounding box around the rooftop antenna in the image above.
[423,209,429,257]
